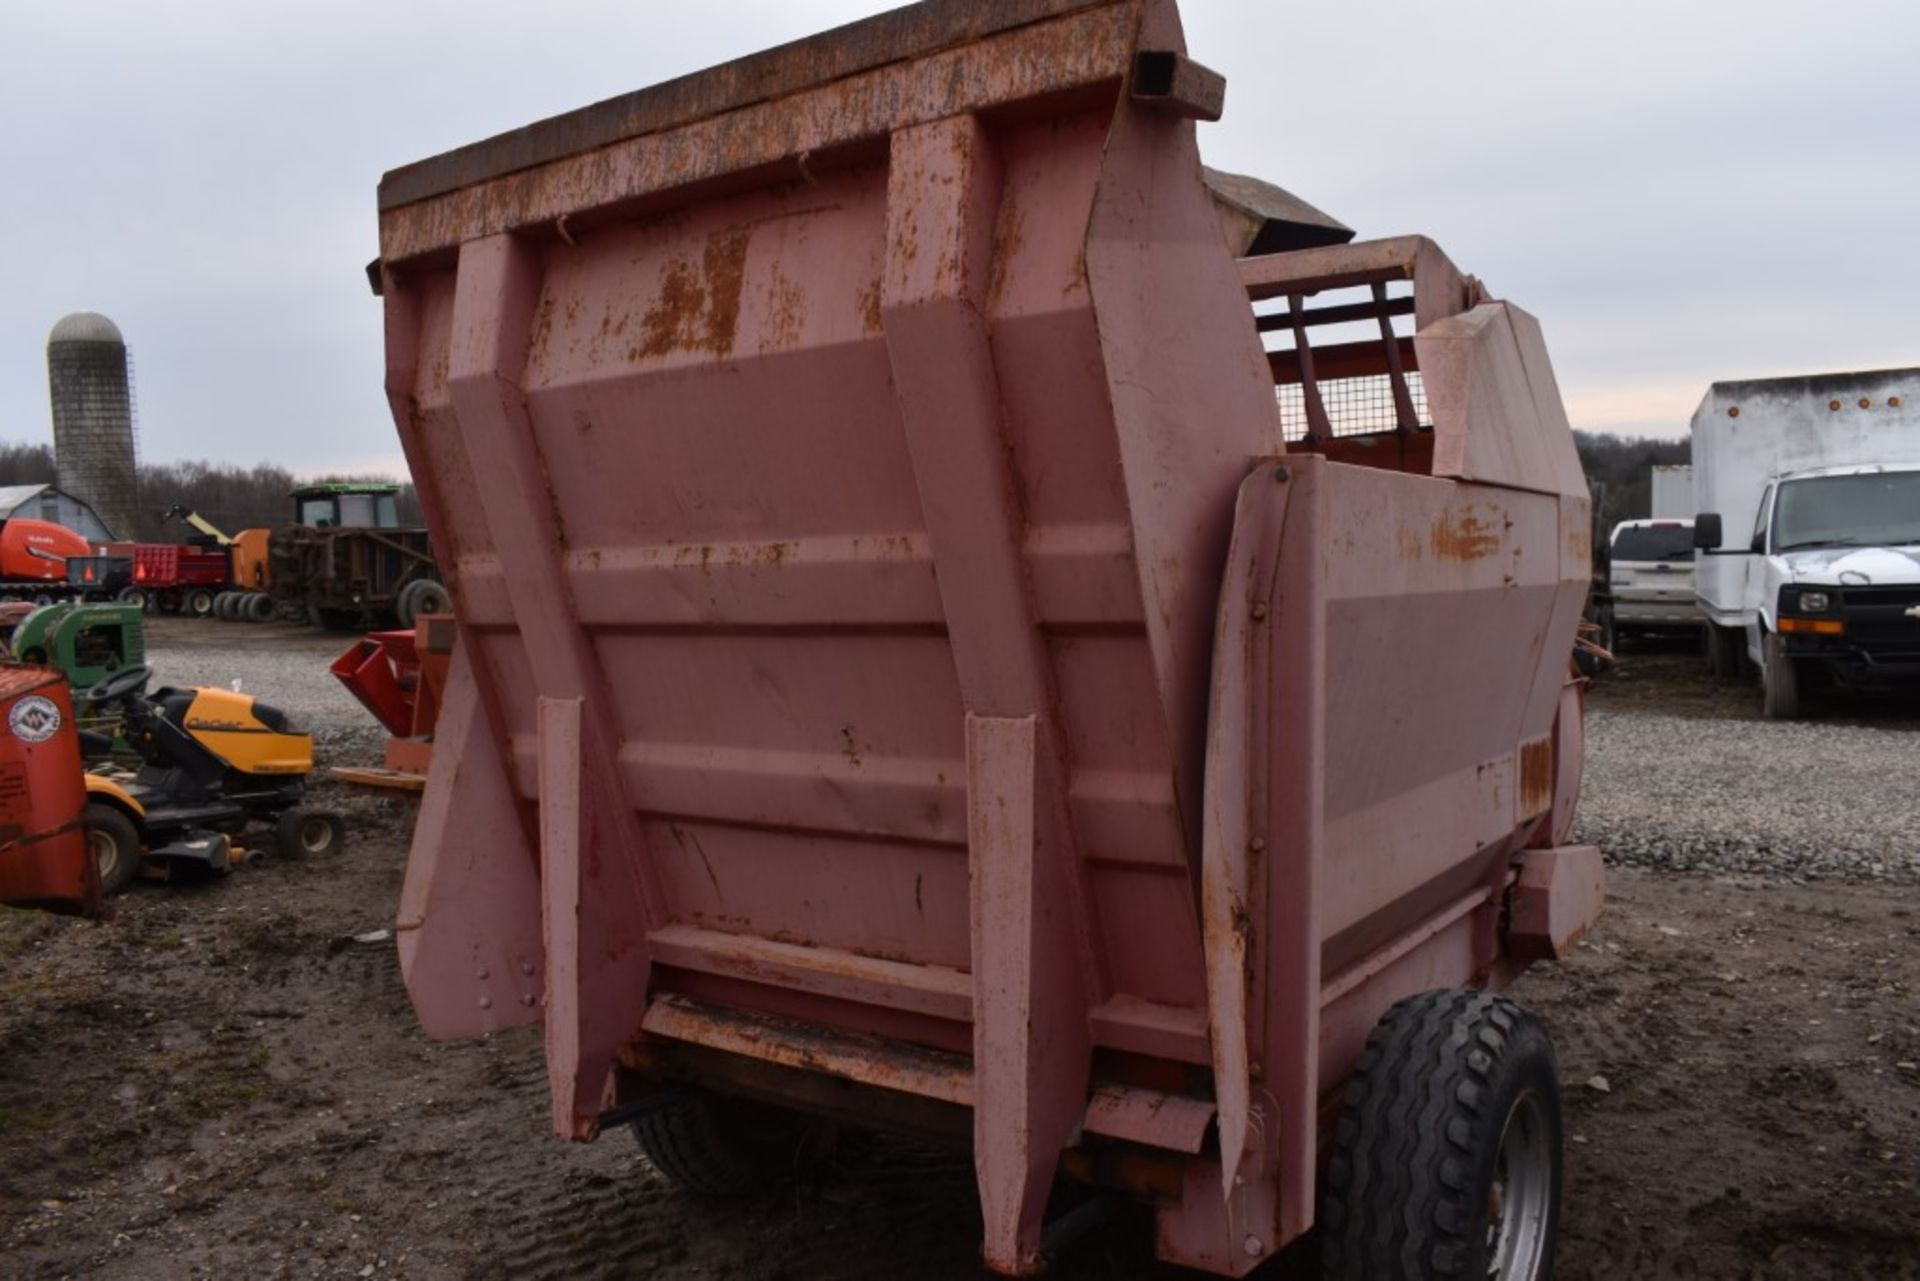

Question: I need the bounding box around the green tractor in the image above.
[3,603,146,710]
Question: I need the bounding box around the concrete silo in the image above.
[46,312,139,541]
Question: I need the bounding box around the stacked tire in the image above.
[214,591,278,622]
[394,578,452,628]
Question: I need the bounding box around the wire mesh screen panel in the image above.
[1277,370,1428,442]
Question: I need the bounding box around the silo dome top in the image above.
[47,312,124,346]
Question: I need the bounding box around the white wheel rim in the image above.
[1487,1089,1553,1279]
[91,829,119,878]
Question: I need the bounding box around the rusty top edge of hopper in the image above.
[378,0,1119,212]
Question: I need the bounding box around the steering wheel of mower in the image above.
[82,664,151,705]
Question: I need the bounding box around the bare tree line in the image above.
[0,441,420,541]
[1572,430,1692,535]
[4,431,1677,548]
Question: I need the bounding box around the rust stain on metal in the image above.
[761,269,806,352]
[857,278,884,335]
[1395,524,1425,561]
[987,195,1025,308]
[634,227,751,359]
[1565,513,1591,564]
[1517,736,1554,821]
[529,294,557,361]
[1431,508,1500,561]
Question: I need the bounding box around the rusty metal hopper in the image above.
[375,1,1599,1273]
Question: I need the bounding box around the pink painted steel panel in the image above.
[376,0,1600,1272]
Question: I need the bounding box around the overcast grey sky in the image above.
[1,1,1913,477]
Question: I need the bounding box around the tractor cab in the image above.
[292,483,400,530]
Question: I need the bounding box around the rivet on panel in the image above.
[521,994,537,1007]
[1859,398,1871,409]
[1244,1236,1264,1257]
[476,967,490,981]
[1250,602,1269,620]
[1828,400,1842,411]
[1248,836,1267,853]
[519,960,535,977]
[479,996,492,1010]
[1726,406,1740,418]
[1890,396,1903,407]
[1273,466,1291,483]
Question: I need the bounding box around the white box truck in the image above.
[1691,367,1920,717]
[1650,463,1692,519]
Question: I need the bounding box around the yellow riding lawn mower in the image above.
[79,665,345,893]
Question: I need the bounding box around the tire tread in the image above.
[1321,990,1560,1280]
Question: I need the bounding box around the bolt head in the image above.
[478,996,492,1010]
[476,967,489,981]
[1244,1235,1264,1257]
[1250,602,1269,620]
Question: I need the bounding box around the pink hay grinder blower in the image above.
[370,2,1603,1275]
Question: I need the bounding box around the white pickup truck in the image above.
[1608,518,1700,636]
[1691,368,1920,717]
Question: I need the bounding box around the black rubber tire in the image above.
[213,591,234,619]
[393,581,419,629]
[404,579,451,623]
[85,802,143,896]
[1760,630,1801,720]
[631,1091,828,1197]
[1706,623,1743,680]
[275,808,345,858]
[245,593,276,622]
[1321,990,1563,1281]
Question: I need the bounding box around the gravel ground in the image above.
[1576,708,1920,883]
[140,615,386,764]
[1579,642,1920,884]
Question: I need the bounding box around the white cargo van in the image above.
[1690,368,1920,717]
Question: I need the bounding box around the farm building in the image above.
[0,483,117,542]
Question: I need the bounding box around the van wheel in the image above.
[1321,990,1562,1281]
[85,803,143,895]
[1705,623,1743,679]
[1760,631,1801,719]
[631,1090,830,1197]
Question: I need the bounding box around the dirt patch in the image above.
[4,845,1915,1280]
[1519,872,1920,1280]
